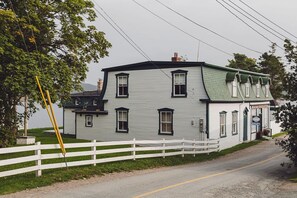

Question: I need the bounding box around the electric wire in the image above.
[154,0,262,55]
[238,0,297,40]
[226,0,288,41]
[8,0,29,52]
[215,0,285,51]
[93,2,201,97]
[132,0,233,57]
[92,2,172,79]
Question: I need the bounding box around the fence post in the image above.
[193,139,196,157]
[162,138,165,158]
[182,138,185,158]
[132,138,136,160]
[92,140,96,166]
[35,142,42,177]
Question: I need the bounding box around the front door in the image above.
[243,108,248,141]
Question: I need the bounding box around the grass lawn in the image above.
[272,132,287,138]
[0,128,262,195]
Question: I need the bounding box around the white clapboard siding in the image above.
[0,138,220,178]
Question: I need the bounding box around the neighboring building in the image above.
[63,57,273,149]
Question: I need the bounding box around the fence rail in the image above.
[0,138,219,178]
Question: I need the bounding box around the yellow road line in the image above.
[134,153,284,198]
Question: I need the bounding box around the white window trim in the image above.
[85,115,93,127]
[173,73,186,97]
[220,112,227,137]
[232,80,237,97]
[245,83,250,97]
[160,111,173,134]
[232,111,238,135]
[117,110,128,132]
[256,83,260,98]
[265,84,269,97]
[93,99,98,106]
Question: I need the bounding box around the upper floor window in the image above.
[116,73,129,98]
[116,107,129,132]
[256,83,260,98]
[158,108,174,135]
[245,83,250,97]
[171,70,188,97]
[232,111,238,135]
[93,99,98,106]
[74,99,79,106]
[265,84,269,97]
[220,111,227,138]
[232,80,237,97]
[85,115,93,127]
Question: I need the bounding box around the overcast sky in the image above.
[84,0,297,84]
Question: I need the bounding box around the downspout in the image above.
[237,72,245,142]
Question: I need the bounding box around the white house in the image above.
[63,59,273,149]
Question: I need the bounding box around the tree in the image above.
[275,39,297,167]
[258,44,286,99]
[227,53,259,72]
[0,0,111,147]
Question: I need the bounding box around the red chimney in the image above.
[171,52,178,62]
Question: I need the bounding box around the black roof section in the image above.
[101,61,269,77]
[101,61,205,72]
[71,90,100,97]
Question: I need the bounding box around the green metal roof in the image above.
[202,66,274,102]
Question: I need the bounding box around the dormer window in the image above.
[232,80,237,97]
[93,99,98,106]
[245,83,250,97]
[171,70,188,97]
[265,84,269,97]
[256,83,260,98]
[75,99,79,106]
[116,73,129,98]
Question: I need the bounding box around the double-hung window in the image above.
[245,83,250,97]
[85,115,93,127]
[232,80,237,97]
[116,73,129,98]
[171,70,187,97]
[220,111,227,138]
[265,84,269,97]
[256,83,260,97]
[116,107,129,132]
[232,111,238,135]
[158,108,174,135]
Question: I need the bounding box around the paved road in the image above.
[4,140,297,198]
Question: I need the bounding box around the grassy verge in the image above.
[272,132,287,138]
[290,172,297,183]
[0,128,262,195]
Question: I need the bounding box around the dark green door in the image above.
[243,109,248,141]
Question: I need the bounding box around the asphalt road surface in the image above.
[4,139,297,198]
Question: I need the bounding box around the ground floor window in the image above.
[85,115,93,127]
[158,108,174,135]
[232,111,238,135]
[116,107,129,132]
[220,111,227,137]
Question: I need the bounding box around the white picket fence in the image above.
[0,138,219,178]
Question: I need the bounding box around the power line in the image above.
[216,0,284,51]
[154,0,262,55]
[226,0,288,41]
[132,0,233,57]
[93,2,172,79]
[238,0,297,41]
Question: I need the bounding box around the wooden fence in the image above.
[0,138,219,178]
